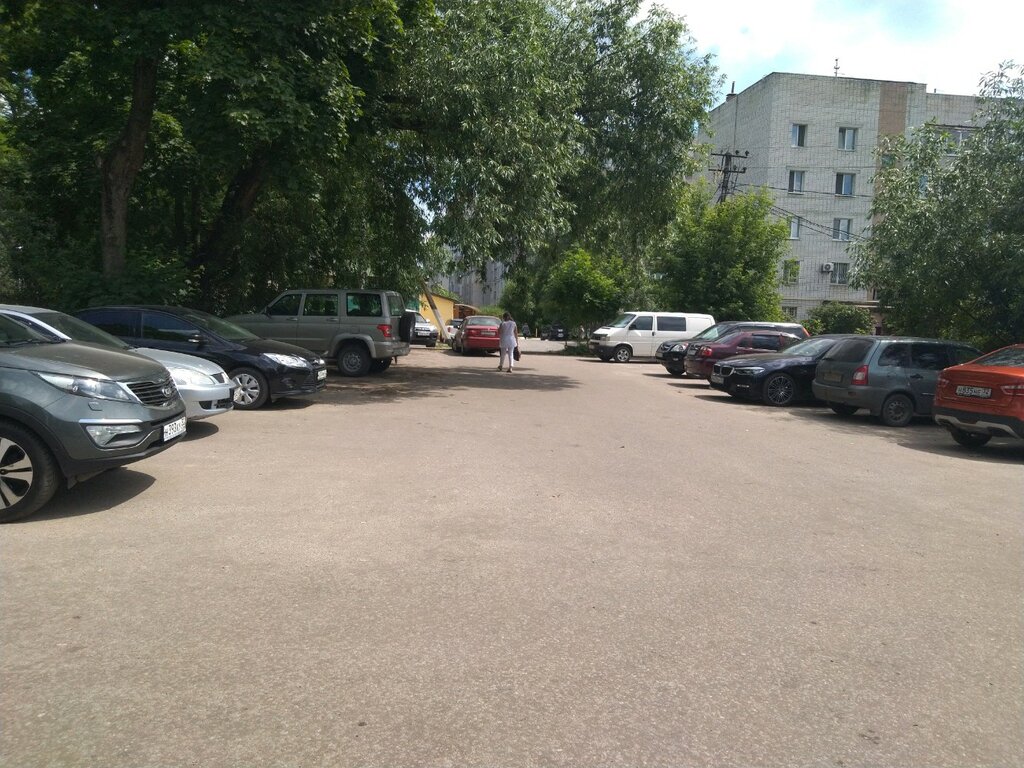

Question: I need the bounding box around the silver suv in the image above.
[812,336,981,427]
[228,289,414,377]
[0,314,187,521]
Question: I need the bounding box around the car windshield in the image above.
[415,313,428,323]
[972,346,1024,367]
[37,311,132,350]
[467,316,500,326]
[782,337,840,357]
[0,314,60,345]
[179,308,259,342]
[607,314,637,328]
[691,323,735,342]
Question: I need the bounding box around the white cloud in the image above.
[650,0,1021,101]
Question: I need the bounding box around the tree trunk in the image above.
[98,56,159,278]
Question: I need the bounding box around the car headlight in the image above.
[36,372,134,402]
[670,343,688,352]
[735,367,765,375]
[262,352,310,368]
[165,365,216,387]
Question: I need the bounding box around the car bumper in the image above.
[465,337,500,350]
[811,381,884,413]
[268,365,328,398]
[933,405,1024,439]
[411,331,439,345]
[177,381,236,420]
[684,358,713,378]
[376,340,410,358]
[57,409,188,480]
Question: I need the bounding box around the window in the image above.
[302,293,340,317]
[877,343,910,368]
[77,309,138,338]
[838,127,857,150]
[835,173,855,196]
[832,218,853,241]
[346,292,383,317]
[910,343,950,371]
[750,334,783,351]
[830,262,850,285]
[791,123,807,147]
[656,316,686,332]
[938,125,974,153]
[825,338,874,362]
[788,170,805,193]
[781,259,800,285]
[141,312,197,343]
[631,315,653,331]
[781,306,798,320]
[267,293,301,316]
[788,217,801,239]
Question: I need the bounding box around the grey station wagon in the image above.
[812,336,981,427]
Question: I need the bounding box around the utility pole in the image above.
[710,149,749,202]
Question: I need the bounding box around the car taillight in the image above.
[377,324,393,338]
[937,376,949,388]
[1000,383,1024,396]
[851,365,869,385]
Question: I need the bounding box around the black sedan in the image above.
[708,335,850,406]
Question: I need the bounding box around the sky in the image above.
[650,0,1022,104]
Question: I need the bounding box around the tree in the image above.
[653,184,788,320]
[541,248,624,332]
[804,303,874,335]
[853,62,1024,349]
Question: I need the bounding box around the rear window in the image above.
[657,316,686,332]
[386,293,406,318]
[825,337,875,363]
[466,316,500,326]
[971,346,1024,367]
[347,292,384,318]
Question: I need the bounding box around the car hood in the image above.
[723,352,816,367]
[240,336,324,361]
[0,340,170,381]
[134,347,228,376]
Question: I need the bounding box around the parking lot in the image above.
[2,346,1022,767]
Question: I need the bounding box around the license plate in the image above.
[710,373,724,384]
[823,371,842,383]
[316,368,327,381]
[481,331,496,336]
[163,416,186,442]
[956,385,991,398]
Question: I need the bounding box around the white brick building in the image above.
[699,72,979,322]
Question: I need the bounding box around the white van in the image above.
[588,311,715,363]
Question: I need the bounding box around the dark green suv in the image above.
[0,315,187,521]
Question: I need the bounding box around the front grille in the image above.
[127,375,179,407]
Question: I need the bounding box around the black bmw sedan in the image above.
[708,335,851,406]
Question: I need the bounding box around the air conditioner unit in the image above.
[820,262,835,273]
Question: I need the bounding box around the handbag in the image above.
[513,345,521,361]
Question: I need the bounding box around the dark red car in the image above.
[452,315,501,354]
[933,343,1024,448]
[683,329,804,379]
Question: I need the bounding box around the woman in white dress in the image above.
[497,312,519,372]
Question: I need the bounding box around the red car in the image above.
[452,315,501,354]
[684,329,804,379]
[933,343,1024,448]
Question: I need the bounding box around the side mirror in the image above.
[628,323,637,331]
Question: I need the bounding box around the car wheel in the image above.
[0,422,61,523]
[830,403,859,416]
[230,367,270,409]
[666,367,685,377]
[369,358,392,374]
[613,345,632,364]
[948,427,991,448]
[338,344,372,377]
[879,393,914,427]
[763,373,796,406]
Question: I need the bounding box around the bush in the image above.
[805,303,874,335]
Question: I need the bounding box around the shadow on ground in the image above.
[22,469,157,522]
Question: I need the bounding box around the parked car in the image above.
[657,321,810,377]
[75,306,327,410]
[589,312,715,362]
[0,314,186,522]
[411,313,439,347]
[226,288,413,377]
[684,329,804,379]
[540,323,568,341]
[812,336,982,427]
[708,335,853,406]
[933,343,1024,447]
[452,315,501,354]
[444,318,464,344]
[0,305,235,421]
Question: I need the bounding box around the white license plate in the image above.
[316,368,327,381]
[163,416,186,442]
[823,371,842,383]
[710,373,724,384]
[481,331,496,336]
[956,385,991,398]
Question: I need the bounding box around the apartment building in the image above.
[699,72,979,321]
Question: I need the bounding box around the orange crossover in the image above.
[933,343,1024,448]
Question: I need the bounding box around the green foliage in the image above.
[542,248,624,330]
[853,62,1024,349]
[476,304,505,318]
[653,184,788,320]
[804,303,874,335]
